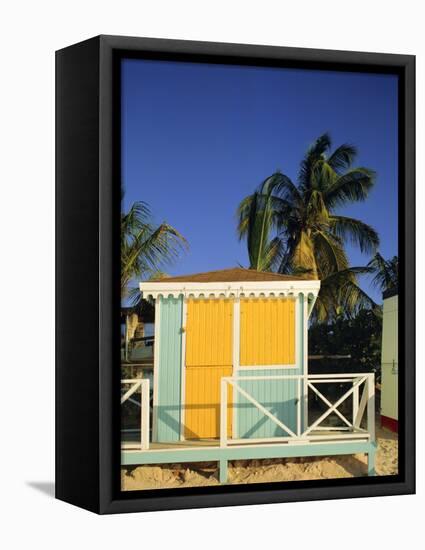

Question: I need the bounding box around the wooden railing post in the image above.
[297,378,301,436]
[367,374,375,442]
[220,379,228,447]
[141,379,150,450]
[352,381,359,429]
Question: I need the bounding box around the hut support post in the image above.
[219,459,228,483]
[367,446,376,476]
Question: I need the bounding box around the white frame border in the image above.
[152,298,161,442]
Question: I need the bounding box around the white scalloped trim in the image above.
[139,280,320,301]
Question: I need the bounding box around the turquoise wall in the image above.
[155,295,183,442]
[235,294,305,439]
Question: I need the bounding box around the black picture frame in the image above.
[56,34,415,514]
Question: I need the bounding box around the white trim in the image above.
[226,433,370,445]
[353,383,359,424]
[227,437,295,445]
[354,384,368,428]
[303,377,367,436]
[120,380,142,404]
[297,378,301,436]
[367,375,376,442]
[310,373,372,378]
[224,373,370,380]
[309,378,359,383]
[232,298,240,439]
[303,295,308,430]
[219,373,374,446]
[220,379,228,448]
[152,299,161,442]
[308,382,352,428]
[310,427,368,433]
[140,379,150,450]
[307,293,318,319]
[140,280,320,300]
[237,364,298,370]
[121,379,150,450]
[179,298,188,441]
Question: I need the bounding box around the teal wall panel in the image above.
[155,295,183,442]
[236,294,305,439]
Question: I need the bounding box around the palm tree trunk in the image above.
[292,231,318,278]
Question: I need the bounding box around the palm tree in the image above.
[368,253,398,292]
[237,133,380,321]
[121,200,188,302]
[311,266,378,323]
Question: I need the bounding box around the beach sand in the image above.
[121,425,398,491]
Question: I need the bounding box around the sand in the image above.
[121,425,398,491]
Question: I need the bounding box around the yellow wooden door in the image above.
[240,298,295,366]
[184,299,233,439]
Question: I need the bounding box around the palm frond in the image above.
[313,231,349,275]
[237,173,296,270]
[121,201,188,296]
[298,133,331,190]
[330,215,380,254]
[310,160,338,192]
[324,168,376,208]
[311,266,377,323]
[367,253,398,291]
[126,285,143,306]
[326,143,357,173]
[236,194,255,240]
[321,265,376,280]
[259,171,302,206]
[261,237,287,272]
[121,201,152,237]
[306,189,330,225]
[246,192,274,270]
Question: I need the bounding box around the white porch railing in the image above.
[220,373,375,447]
[121,379,150,450]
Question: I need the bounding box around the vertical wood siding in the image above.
[240,298,295,365]
[185,299,233,439]
[154,294,305,441]
[186,299,233,367]
[237,295,304,439]
[381,295,398,421]
[185,365,232,439]
[156,295,183,442]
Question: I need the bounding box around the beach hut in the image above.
[380,288,398,432]
[121,267,377,482]
[141,268,319,443]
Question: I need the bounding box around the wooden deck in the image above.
[121,434,219,450]
[121,430,370,451]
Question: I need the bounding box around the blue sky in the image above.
[121,58,398,304]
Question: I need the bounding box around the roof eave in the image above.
[139,279,321,300]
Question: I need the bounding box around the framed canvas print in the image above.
[56,35,415,514]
